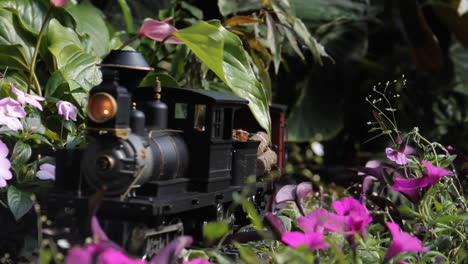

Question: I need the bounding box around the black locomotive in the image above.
[48,50,286,255]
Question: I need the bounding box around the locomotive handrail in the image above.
[120,164,148,201]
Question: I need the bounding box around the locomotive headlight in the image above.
[88,92,117,123]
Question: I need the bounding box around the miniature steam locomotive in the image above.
[48,50,286,255]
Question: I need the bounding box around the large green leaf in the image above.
[291,0,368,29]
[217,0,261,17]
[451,40,468,95]
[0,0,48,34]
[0,9,35,61]
[173,21,271,133]
[64,1,110,57]
[287,74,343,142]
[11,140,32,164]
[48,19,102,105]
[0,44,30,71]
[7,185,33,221]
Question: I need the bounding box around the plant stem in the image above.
[117,0,135,33]
[28,6,54,96]
[118,34,140,50]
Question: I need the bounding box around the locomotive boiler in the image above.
[48,50,286,255]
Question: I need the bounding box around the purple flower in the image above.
[36,163,55,180]
[66,245,146,264]
[183,257,216,264]
[281,231,328,249]
[10,83,45,111]
[274,182,313,215]
[56,100,78,121]
[0,140,12,187]
[395,262,411,264]
[383,222,428,263]
[0,72,4,78]
[298,208,331,233]
[390,161,455,192]
[326,197,372,236]
[0,97,27,130]
[138,18,183,44]
[386,147,410,165]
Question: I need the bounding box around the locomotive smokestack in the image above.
[145,77,168,130]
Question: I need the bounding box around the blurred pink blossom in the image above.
[298,208,331,233]
[0,140,12,187]
[138,18,183,44]
[386,147,410,165]
[0,97,27,130]
[36,163,55,180]
[281,231,328,249]
[390,161,454,192]
[10,83,45,110]
[326,197,372,237]
[383,222,428,263]
[56,100,78,121]
[50,0,69,7]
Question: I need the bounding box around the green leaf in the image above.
[0,0,48,34]
[0,44,30,71]
[173,20,271,133]
[48,19,101,104]
[0,9,35,61]
[291,0,368,29]
[22,116,46,134]
[217,0,261,17]
[203,221,229,241]
[139,72,180,88]
[286,75,343,141]
[116,0,135,33]
[265,13,282,74]
[233,241,261,264]
[181,2,203,20]
[436,215,462,223]
[398,205,421,218]
[7,185,33,221]
[64,1,110,57]
[233,193,263,231]
[11,141,32,164]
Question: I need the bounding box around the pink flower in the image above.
[10,83,45,110]
[281,231,328,249]
[298,208,331,233]
[36,163,55,180]
[66,245,146,264]
[50,0,70,7]
[56,100,78,121]
[386,147,410,165]
[326,197,372,236]
[138,18,183,44]
[383,222,428,263]
[390,161,455,192]
[396,262,411,264]
[0,97,27,130]
[0,73,4,78]
[183,257,215,264]
[0,140,12,187]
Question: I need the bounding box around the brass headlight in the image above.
[87,92,117,123]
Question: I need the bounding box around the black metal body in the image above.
[48,50,267,253]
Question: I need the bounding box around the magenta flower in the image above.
[36,163,55,180]
[0,140,12,187]
[298,208,331,233]
[395,262,411,264]
[56,100,78,121]
[10,83,45,110]
[390,161,455,192]
[138,18,183,44]
[0,72,4,78]
[183,257,216,264]
[50,0,70,7]
[384,222,428,263]
[281,231,328,249]
[326,197,372,236]
[274,182,313,215]
[0,97,27,130]
[386,147,410,165]
[66,245,146,264]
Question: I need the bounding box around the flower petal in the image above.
[138,19,183,44]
